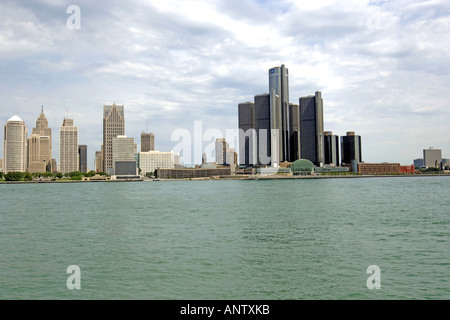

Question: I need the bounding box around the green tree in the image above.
[24,172,32,181]
[0,172,4,180]
[85,171,96,178]
[5,172,25,181]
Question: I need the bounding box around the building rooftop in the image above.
[7,115,23,122]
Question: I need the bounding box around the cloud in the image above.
[0,0,449,168]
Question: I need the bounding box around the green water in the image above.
[0,177,449,300]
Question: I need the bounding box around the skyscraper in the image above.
[141,132,155,152]
[28,108,52,173]
[215,138,228,165]
[423,147,442,168]
[3,115,28,173]
[254,93,274,166]
[341,131,362,165]
[95,150,103,173]
[78,145,87,173]
[60,118,79,173]
[299,91,324,166]
[269,64,289,163]
[324,131,340,166]
[288,103,300,162]
[238,101,256,167]
[112,135,136,175]
[103,103,125,174]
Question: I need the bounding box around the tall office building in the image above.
[78,145,87,173]
[3,115,28,173]
[414,158,424,168]
[288,103,300,162]
[215,138,228,165]
[60,118,79,174]
[299,91,324,166]
[269,64,289,163]
[423,147,442,168]
[28,107,52,173]
[112,135,136,175]
[141,132,155,152]
[324,131,340,166]
[341,131,362,165]
[238,102,256,167]
[95,149,103,173]
[103,103,125,174]
[254,93,274,166]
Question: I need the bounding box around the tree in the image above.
[85,171,96,178]
[4,172,25,181]
[0,172,3,180]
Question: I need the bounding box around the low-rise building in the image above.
[156,168,231,179]
[139,151,178,176]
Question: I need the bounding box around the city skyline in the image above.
[1,1,450,169]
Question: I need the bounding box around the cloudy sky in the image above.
[1,0,449,169]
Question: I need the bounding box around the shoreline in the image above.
[0,174,448,184]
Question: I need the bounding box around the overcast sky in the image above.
[1,0,449,169]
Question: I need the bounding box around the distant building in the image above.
[341,131,362,165]
[215,138,228,165]
[78,145,87,173]
[95,151,103,173]
[112,135,136,175]
[423,147,442,168]
[156,167,231,179]
[288,103,300,162]
[357,163,415,175]
[324,131,339,167]
[141,132,155,152]
[299,91,324,166]
[0,159,3,172]
[414,158,424,168]
[103,103,125,173]
[269,65,289,163]
[4,115,28,173]
[60,118,79,174]
[238,102,256,167]
[139,151,177,176]
[28,108,52,173]
[254,93,273,166]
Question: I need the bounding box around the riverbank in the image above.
[0,174,448,184]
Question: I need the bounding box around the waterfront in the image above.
[0,176,448,300]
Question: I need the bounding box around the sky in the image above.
[1,0,449,169]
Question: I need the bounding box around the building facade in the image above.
[341,131,362,165]
[103,103,125,173]
[3,115,28,173]
[139,151,176,176]
[324,131,340,167]
[299,91,324,166]
[78,145,87,173]
[423,147,442,168]
[28,108,52,173]
[60,118,79,174]
[269,65,290,163]
[141,132,155,152]
[288,103,300,162]
[112,135,135,175]
[414,158,424,168]
[238,102,256,167]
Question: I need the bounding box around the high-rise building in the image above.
[215,138,228,165]
[103,103,125,174]
[95,150,103,173]
[112,135,136,175]
[423,147,442,168]
[299,91,324,166]
[414,158,424,168]
[60,118,79,174]
[32,107,52,172]
[141,132,155,152]
[269,64,289,162]
[78,145,87,173]
[3,115,28,173]
[288,103,300,162]
[238,102,256,167]
[254,93,274,166]
[324,131,340,167]
[341,131,362,165]
[0,158,3,172]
